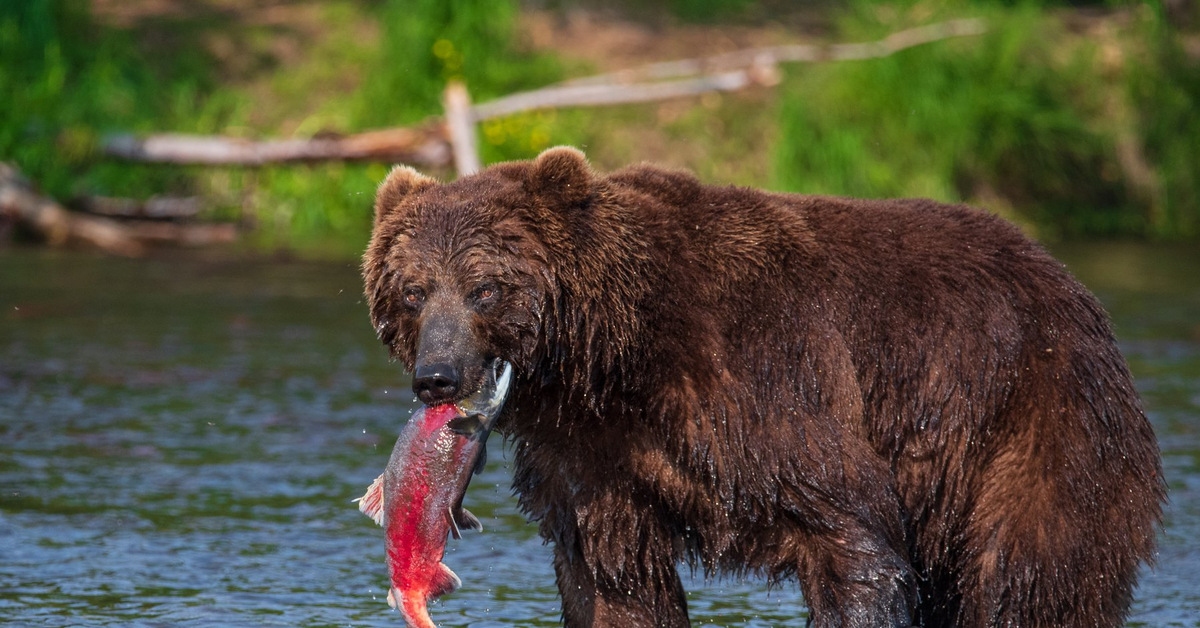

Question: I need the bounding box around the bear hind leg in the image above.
[954,436,1155,628]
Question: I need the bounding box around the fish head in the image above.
[449,359,513,436]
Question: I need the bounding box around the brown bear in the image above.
[362,146,1164,628]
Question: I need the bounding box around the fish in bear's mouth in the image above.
[356,359,512,627]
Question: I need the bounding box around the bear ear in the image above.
[374,165,437,226]
[525,146,593,208]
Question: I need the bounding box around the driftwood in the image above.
[1,163,146,256]
[102,124,452,168]
[8,20,989,255]
[75,195,204,220]
[0,163,236,256]
[469,20,983,122]
[464,19,982,122]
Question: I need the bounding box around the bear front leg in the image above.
[553,541,689,628]
[794,519,917,628]
[546,491,689,628]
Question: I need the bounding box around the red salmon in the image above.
[358,361,511,628]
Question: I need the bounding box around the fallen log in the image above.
[1,163,146,256]
[0,163,237,256]
[102,123,453,168]
[75,195,204,220]
[92,19,983,174]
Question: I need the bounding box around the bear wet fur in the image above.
[363,147,1164,628]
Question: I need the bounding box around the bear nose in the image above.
[413,362,461,405]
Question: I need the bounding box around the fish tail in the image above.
[389,565,461,628]
[397,588,437,628]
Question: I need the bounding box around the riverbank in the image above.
[2,1,1197,258]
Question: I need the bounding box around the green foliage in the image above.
[0,0,232,203]
[248,0,563,254]
[774,4,1139,237]
[1126,6,1200,238]
[773,1,1198,239]
[3,0,1196,256]
[0,0,563,255]
[349,0,561,128]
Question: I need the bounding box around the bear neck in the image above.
[535,195,658,420]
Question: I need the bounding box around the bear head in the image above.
[363,146,600,409]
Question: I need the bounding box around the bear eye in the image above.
[401,286,425,309]
[472,282,501,306]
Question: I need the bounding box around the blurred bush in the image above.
[350,0,560,127]
[773,1,1199,239]
[2,0,1196,255]
[1127,7,1200,238]
[238,0,562,255]
[0,0,235,204]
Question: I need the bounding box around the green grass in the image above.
[0,0,563,257]
[1126,4,1200,238]
[2,0,1197,257]
[772,0,1199,239]
[213,0,564,256]
[224,0,564,256]
[0,0,233,201]
[350,0,561,128]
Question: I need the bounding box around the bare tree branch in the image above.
[471,63,781,122]
[557,18,986,88]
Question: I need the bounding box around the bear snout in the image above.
[412,362,461,405]
[411,294,488,406]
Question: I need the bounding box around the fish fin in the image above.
[457,507,483,533]
[386,587,398,610]
[447,413,485,436]
[447,506,461,540]
[430,562,462,599]
[474,442,488,475]
[355,474,385,526]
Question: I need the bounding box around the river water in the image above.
[1,243,1197,627]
